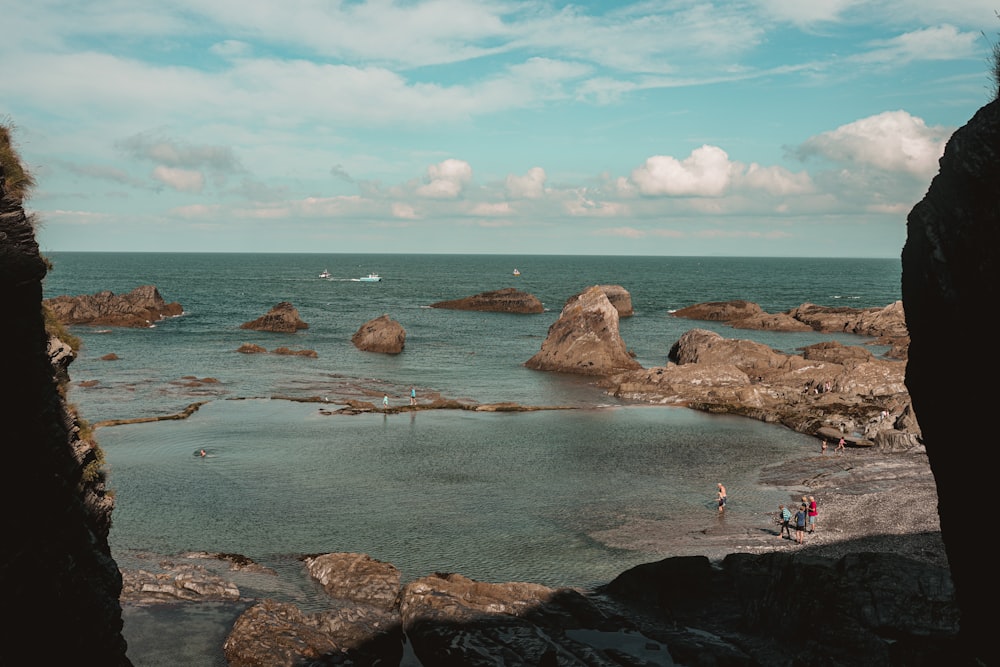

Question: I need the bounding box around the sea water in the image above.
[41,253,902,665]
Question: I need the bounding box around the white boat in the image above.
[357,273,381,282]
[512,268,521,276]
[319,269,331,279]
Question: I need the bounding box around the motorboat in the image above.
[512,268,521,276]
[319,269,331,279]
[357,273,381,282]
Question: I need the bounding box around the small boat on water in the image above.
[357,273,381,282]
[319,269,331,279]
[513,268,521,276]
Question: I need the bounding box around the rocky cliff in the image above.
[0,131,131,664]
[902,97,1000,667]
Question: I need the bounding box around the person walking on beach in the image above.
[808,496,818,533]
[794,503,808,544]
[717,483,727,512]
[778,504,792,539]
[410,387,416,406]
[836,437,846,455]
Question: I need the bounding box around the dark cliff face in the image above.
[902,98,1000,667]
[0,158,131,663]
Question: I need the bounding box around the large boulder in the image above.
[351,314,406,354]
[44,285,183,328]
[239,302,308,333]
[902,97,1000,666]
[430,287,544,313]
[588,284,634,317]
[223,598,403,667]
[525,285,641,375]
[303,553,400,610]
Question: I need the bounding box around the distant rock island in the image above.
[239,302,308,333]
[44,285,182,328]
[430,287,544,313]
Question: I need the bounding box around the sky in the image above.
[1,0,997,257]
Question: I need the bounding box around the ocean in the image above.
[42,252,902,665]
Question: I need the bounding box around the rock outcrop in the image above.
[609,328,913,447]
[525,285,641,375]
[1,131,131,664]
[902,96,1000,667]
[351,314,406,354]
[430,287,544,313]
[44,285,183,328]
[673,299,909,354]
[239,301,308,332]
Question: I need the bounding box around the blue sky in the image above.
[2,0,996,257]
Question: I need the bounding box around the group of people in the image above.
[820,437,847,455]
[777,495,818,544]
[382,387,418,411]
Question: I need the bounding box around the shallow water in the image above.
[42,253,901,665]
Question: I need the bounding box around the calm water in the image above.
[42,253,902,665]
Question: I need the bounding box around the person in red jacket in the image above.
[808,495,818,533]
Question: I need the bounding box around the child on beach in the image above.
[794,504,808,544]
[778,504,792,539]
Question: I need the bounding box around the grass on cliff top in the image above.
[0,120,35,201]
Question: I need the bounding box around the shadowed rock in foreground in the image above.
[902,97,1000,666]
[215,547,955,667]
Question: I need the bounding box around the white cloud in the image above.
[298,195,367,216]
[171,204,221,217]
[630,146,736,197]
[565,190,629,217]
[119,133,241,171]
[416,159,473,199]
[795,110,951,178]
[505,167,547,199]
[737,164,814,195]
[859,25,981,65]
[471,202,513,216]
[152,166,204,192]
[210,40,251,58]
[392,203,418,219]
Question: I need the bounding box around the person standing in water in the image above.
[717,483,727,512]
[382,394,389,411]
